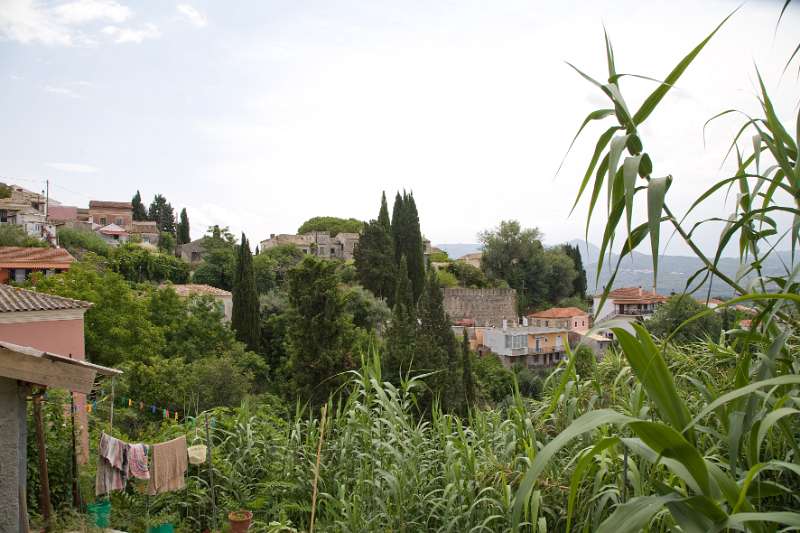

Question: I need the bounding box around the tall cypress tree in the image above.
[562,243,587,299]
[403,192,426,303]
[354,220,396,303]
[391,191,404,263]
[176,208,191,245]
[378,191,391,231]
[232,233,260,351]
[383,256,417,384]
[148,194,176,234]
[417,267,460,412]
[461,329,475,411]
[131,190,147,221]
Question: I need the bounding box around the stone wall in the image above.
[443,288,517,327]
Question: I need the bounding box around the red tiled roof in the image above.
[0,284,91,312]
[165,284,231,297]
[89,201,132,209]
[528,307,587,319]
[0,246,75,266]
[602,287,668,302]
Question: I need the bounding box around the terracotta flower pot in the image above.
[228,510,253,533]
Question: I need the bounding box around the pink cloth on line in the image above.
[96,432,127,496]
[128,443,150,480]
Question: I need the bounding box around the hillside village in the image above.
[0,1,798,530]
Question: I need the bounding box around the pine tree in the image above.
[417,267,461,412]
[232,234,260,352]
[354,220,396,303]
[391,191,404,262]
[148,194,176,234]
[383,256,417,384]
[461,329,475,411]
[286,255,357,404]
[176,208,191,245]
[131,190,147,221]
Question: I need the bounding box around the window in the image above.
[512,335,525,349]
[115,217,124,226]
[0,209,7,222]
[545,320,549,327]
[100,217,107,225]
[504,335,511,348]
[330,247,336,255]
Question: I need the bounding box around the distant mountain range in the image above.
[437,240,795,298]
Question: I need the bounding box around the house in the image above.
[0,246,75,283]
[88,200,133,229]
[443,287,517,327]
[130,220,160,245]
[458,252,483,269]
[480,325,570,368]
[167,283,233,321]
[0,184,57,243]
[260,231,360,260]
[528,306,589,330]
[593,287,667,322]
[0,284,119,533]
[178,238,206,264]
[97,223,129,245]
[0,284,99,466]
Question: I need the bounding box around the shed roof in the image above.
[0,246,75,268]
[89,201,132,209]
[529,306,587,319]
[0,284,91,313]
[0,341,120,394]
[166,284,231,297]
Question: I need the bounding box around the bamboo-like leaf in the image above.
[566,437,620,532]
[622,155,641,248]
[608,135,630,204]
[647,176,670,286]
[632,9,736,125]
[596,494,680,533]
[755,407,800,461]
[572,127,619,215]
[728,512,800,528]
[511,409,632,528]
[556,109,616,179]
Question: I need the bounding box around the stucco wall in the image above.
[0,377,27,533]
[0,315,89,463]
[443,288,517,327]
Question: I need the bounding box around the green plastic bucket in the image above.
[87,499,111,527]
[147,524,175,533]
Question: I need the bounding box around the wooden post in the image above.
[205,414,216,532]
[309,405,328,533]
[33,393,53,531]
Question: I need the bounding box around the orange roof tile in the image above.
[601,287,668,303]
[0,246,75,267]
[528,307,587,319]
[165,284,231,297]
[89,201,132,209]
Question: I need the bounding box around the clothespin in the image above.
[128,398,133,407]
[139,401,144,411]
[174,411,179,421]
[87,404,92,413]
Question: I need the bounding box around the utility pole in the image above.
[45,179,49,219]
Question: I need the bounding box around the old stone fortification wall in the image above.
[443,288,517,327]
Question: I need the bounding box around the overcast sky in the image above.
[1,0,797,254]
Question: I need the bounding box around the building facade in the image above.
[167,284,233,322]
[528,306,589,330]
[260,231,360,260]
[88,200,133,229]
[480,325,570,368]
[443,287,517,327]
[0,246,75,284]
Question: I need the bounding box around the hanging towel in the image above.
[147,435,188,495]
[96,432,128,496]
[128,443,150,480]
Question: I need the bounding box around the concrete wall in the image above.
[443,288,517,327]
[0,377,27,533]
[0,314,89,464]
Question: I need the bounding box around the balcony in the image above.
[510,347,529,356]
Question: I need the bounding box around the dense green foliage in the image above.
[232,234,261,351]
[353,219,396,302]
[57,226,111,257]
[391,191,426,302]
[445,260,490,288]
[258,244,304,286]
[192,226,237,290]
[562,243,587,299]
[0,224,48,247]
[297,216,363,235]
[647,294,723,343]
[108,243,189,284]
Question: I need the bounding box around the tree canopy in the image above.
[297,216,364,235]
[647,294,722,343]
[147,194,176,234]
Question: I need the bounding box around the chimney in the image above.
[522,317,529,326]
[502,319,508,331]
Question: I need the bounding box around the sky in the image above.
[0,0,798,255]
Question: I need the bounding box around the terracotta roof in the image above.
[529,307,587,319]
[602,287,668,302]
[166,284,231,297]
[0,284,91,313]
[98,224,128,235]
[89,201,132,209]
[0,246,75,266]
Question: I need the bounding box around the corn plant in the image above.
[513,5,800,531]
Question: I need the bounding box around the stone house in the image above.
[178,238,206,264]
[457,252,483,269]
[528,306,589,330]
[260,231,360,260]
[167,283,233,322]
[130,220,160,245]
[88,200,133,229]
[0,184,57,243]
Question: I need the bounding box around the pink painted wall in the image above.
[0,317,90,463]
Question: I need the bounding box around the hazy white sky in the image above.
[1,0,797,253]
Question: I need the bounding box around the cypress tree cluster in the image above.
[176,208,191,245]
[232,233,260,352]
